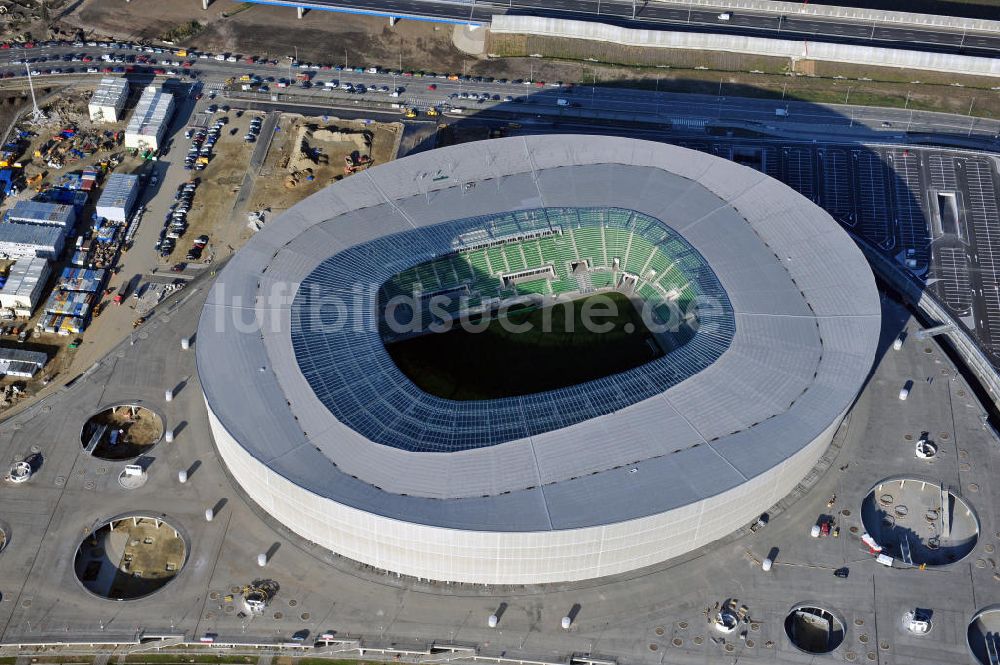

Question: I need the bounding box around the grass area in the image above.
[488,36,1000,119]
[0,660,90,664]
[597,75,991,117]
[385,291,663,400]
[159,20,204,43]
[123,656,254,664]
[221,3,256,18]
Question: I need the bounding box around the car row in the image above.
[156,180,200,257]
[244,115,262,143]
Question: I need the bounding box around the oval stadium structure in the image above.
[197,135,880,585]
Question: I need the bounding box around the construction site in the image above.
[245,114,400,226]
[0,71,404,413]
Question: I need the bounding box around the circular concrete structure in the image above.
[198,135,880,585]
[74,514,188,600]
[81,404,164,461]
[785,604,846,654]
[968,606,1000,665]
[861,476,979,566]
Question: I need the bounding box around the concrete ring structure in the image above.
[198,135,880,585]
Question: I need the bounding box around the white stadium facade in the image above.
[197,135,880,585]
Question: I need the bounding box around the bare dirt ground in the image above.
[487,37,1000,119]
[163,111,263,267]
[84,404,164,460]
[77,518,186,599]
[248,114,400,220]
[58,1,470,72]
[53,0,998,119]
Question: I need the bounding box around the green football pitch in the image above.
[385,291,664,400]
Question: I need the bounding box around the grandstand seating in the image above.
[380,207,708,314]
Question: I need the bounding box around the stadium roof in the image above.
[197,135,880,531]
[291,205,735,453]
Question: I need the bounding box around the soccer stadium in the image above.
[197,135,881,585]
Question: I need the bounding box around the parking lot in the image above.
[670,136,1000,363]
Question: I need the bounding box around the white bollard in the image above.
[165,429,174,443]
[561,616,572,630]
[258,552,268,567]
[178,469,188,483]
[165,388,173,402]
[181,337,190,350]
[205,507,214,522]
[488,614,498,628]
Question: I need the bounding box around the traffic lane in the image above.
[283,0,1000,54]
[244,73,988,133]
[0,60,994,141]
[503,6,1000,57]
[242,0,1000,56]
[1,52,994,139]
[235,81,997,139]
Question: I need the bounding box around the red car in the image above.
[427,83,437,90]
[153,68,165,75]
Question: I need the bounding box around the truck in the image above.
[556,98,569,106]
[775,107,789,117]
[114,274,141,304]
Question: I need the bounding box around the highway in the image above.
[251,0,1000,58]
[0,40,995,143]
[221,70,1000,142]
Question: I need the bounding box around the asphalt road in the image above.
[253,0,1000,58]
[0,41,996,144]
[227,70,1000,142]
